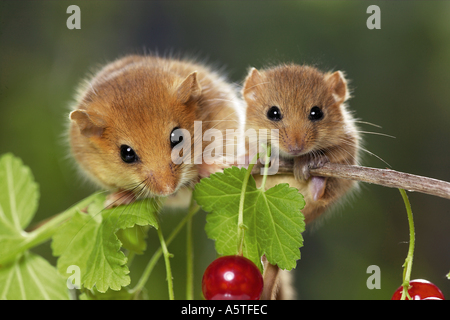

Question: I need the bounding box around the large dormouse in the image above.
[69,55,242,206]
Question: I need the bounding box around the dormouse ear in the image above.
[70,109,105,138]
[177,71,202,104]
[325,71,349,105]
[243,67,263,101]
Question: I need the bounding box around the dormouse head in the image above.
[242,64,353,158]
[69,64,201,198]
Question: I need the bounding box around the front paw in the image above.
[104,190,136,208]
[197,162,230,179]
[293,156,311,181]
[293,154,329,181]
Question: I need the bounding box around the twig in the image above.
[253,162,450,200]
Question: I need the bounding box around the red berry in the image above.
[202,255,264,300]
[391,279,445,300]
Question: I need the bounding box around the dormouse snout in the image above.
[145,168,179,196]
[283,133,306,156]
[287,143,304,156]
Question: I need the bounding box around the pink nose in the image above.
[152,179,177,196]
[287,144,304,156]
[146,170,178,196]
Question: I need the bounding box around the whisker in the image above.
[208,110,240,131]
[358,145,391,167]
[356,131,396,139]
[103,181,146,209]
[353,120,382,128]
[244,81,270,91]
[205,98,236,103]
[201,119,239,123]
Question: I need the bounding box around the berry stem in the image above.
[156,218,175,300]
[236,146,271,256]
[130,201,200,298]
[237,162,254,256]
[399,188,415,300]
[259,145,272,191]
[185,198,197,300]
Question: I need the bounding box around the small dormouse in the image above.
[242,64,361,299]
[243,64,360,223]
[69,55,242,206]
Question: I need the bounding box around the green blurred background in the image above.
[1,0,449,300]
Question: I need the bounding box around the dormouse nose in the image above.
[146,166,178,196]
[287,144,304,156]
[285,132,306,156]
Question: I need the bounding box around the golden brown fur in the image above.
[69,55,242,202]
[242,64,361,299]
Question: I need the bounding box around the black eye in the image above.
[120,145,139,163]
[170,127,184,149]
[308,106,324,121]
[267,106,282,121]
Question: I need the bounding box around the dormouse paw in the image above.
[104,190,136,208]
[198,162,230,179]
[293,156,311,181]
[293,154,329,181]
[311,153,330,170]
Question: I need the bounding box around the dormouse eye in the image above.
[267,106,282,121]
[170,127,184,149]
[308,106,324,121]
[120,145,139,163]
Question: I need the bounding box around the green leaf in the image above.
[195,167,261,269]
[79,286,147,300]
[0,153,70,299]
[256,184,306,269]
[116,225,149,255]
[52,194,159,293]
[194,166,305,271]
[0,153,39,264]
[0,251,69,300]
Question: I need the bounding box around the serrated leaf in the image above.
[52,195,159,292]
[0,153,69,299]
[0,153,39,265]
[197,167,262,269]
[116,225,149,254]
[0,153,39,231]
[0,251,69,300]
[255,184,306,269]
[79,286,147,300]
[194,166,305,271]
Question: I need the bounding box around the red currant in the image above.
[202,255,264,300]
[391,279,445,300]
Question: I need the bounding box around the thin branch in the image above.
[253,162,450,200]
